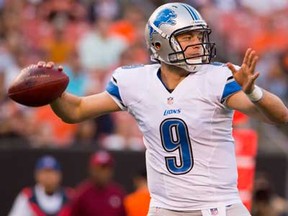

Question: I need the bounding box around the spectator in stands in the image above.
[124,169,150,216]
[0,99,31,144]
[8,155,73,216]
[70,150,126,216]
[252,172,288,216]
[28,105,78,148]
[101,112,144,151]
[109,4,146,45]
[86,0,120,22]
[77,16,128,86]
[63,50,91,96]
[72,120,97,148]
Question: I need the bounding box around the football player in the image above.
[37,3,288,216]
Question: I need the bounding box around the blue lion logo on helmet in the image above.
[149,8,177,39]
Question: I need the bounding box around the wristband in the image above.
[246,85,263,102]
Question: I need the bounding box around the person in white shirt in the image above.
[8,155,72,216]
[33,2,288,216]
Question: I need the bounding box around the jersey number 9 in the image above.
[160,118,194,175]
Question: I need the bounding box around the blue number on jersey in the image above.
[160,118,194,175]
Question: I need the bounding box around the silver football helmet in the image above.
[145,3,216,72]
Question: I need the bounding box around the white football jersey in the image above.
[106,63,242,210]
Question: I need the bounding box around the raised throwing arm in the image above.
[38,62,121,124]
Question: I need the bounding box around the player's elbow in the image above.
[53,109,81,124]
[60,116,79,124]
[59,112,84,124]
[282,112,288,125]
[268,112,288,125]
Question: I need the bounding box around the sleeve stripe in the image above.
[106,80,123,103]
[108,94,126,110]
[221,80,241,103]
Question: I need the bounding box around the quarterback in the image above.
[38,3,288,216]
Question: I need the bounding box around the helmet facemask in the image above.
[169,27,216,67]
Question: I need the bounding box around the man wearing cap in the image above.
[8,155,73,216]
[70,150,126,216]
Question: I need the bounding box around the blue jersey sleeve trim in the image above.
[106,80,123,103]
[221,80,241,102]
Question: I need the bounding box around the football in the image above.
[8,65,69,107]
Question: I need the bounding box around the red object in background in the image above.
[233,128,258,211]
[8,65,69,107]
[233,110,249,126]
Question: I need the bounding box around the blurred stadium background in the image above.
[0,0,288,215]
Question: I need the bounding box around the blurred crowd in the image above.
[0,0,288,150]
[8,152,151,216]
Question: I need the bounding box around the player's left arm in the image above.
[226,48,288,125]
[227,89,288,124]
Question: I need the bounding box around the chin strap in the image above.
[178,64,202,73]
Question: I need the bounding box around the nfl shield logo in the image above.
[210,208,219,215]
[167,97,174,105]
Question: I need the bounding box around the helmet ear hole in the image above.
[154,42,161,50]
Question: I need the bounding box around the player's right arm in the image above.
[38,61,121,124]
[51,91,121,123]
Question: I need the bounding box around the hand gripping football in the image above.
[8,65,69,107]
